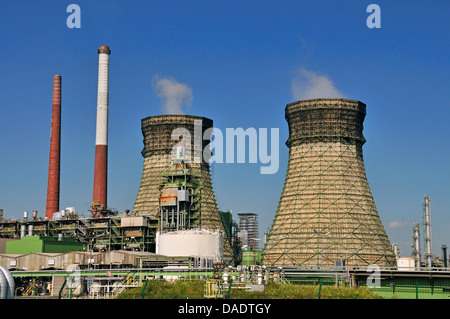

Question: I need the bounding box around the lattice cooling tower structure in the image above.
[262,98,395,267]
[133,114,233,262]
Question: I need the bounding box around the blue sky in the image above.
[0,1,448,258]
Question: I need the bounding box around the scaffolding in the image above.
[0,214,158,253]
[262,98,396,267]
[237,213,259,250]
[132,114,233,263]
[158,161,203,231]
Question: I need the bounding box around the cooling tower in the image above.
[262,98,395,267]
[133,114,233,262]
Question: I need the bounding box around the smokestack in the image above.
[45,75,62,220]
[92,45,111,214]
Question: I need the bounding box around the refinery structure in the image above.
[0,45,449,299]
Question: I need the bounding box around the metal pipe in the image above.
[170,207,175,227]
[176,196,180,230]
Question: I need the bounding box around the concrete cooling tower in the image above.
[133,114,233,263]
[262,98,396,267]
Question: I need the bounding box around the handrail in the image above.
[58,278,67,299]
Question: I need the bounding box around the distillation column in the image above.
[423,195,433,268]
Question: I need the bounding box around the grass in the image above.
[119,279,205,299]
[231,282,383,299]
[118,279,383,299]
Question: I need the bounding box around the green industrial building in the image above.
[6,236,85,254]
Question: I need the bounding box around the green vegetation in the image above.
[119,280,383,299]
[242,282,383,299]
[120,280,205,299]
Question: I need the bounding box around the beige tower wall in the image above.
[262,98,396,267]
[132,114,232,263]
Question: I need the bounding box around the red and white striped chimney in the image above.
[45,75,62,220]
[92,45,110,213]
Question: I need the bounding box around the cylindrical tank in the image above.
[0,268,6,299]
[28,225,33,236]
[156,229,224,262]
[20,225,26,238]
[0,266,15,299]
[23,211,28,220]
[32,211,38,219]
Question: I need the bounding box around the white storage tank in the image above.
[396,257,416,271]
[156,229,224,262]
[52,212,62,220]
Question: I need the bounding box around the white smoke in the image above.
[291,68,344,100]
[388,221,410,229]
[152,75,193,114]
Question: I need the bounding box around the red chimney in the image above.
[45,75,62,220]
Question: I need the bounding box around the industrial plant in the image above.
[0,45,449,300]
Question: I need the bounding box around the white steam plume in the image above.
[291,68,344,100]
[388,221,410,229]
[152,75,193,114]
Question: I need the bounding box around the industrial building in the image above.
[1,44,449,300]
[262,98,396,267]
[237,213,259,250]
[0,45,237,269]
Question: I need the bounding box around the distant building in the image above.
[237,213,259,250]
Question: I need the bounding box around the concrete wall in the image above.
[0,250,160,270]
